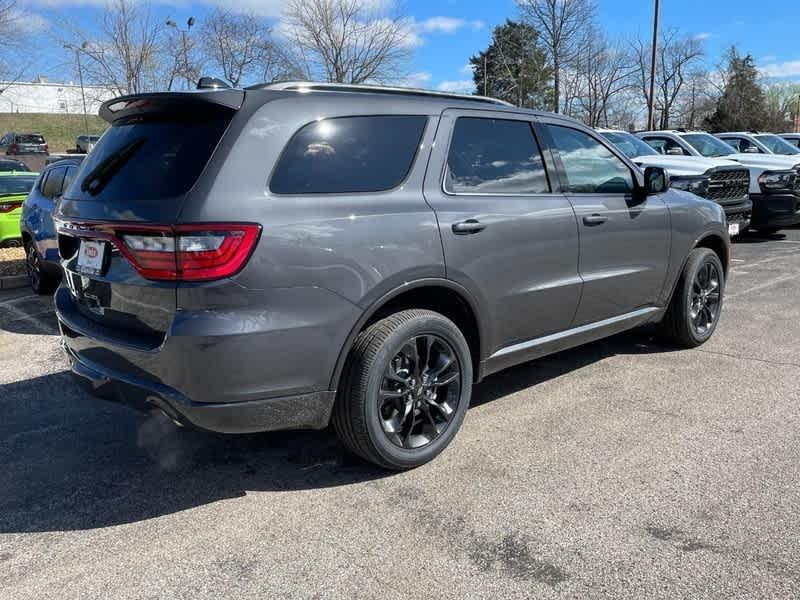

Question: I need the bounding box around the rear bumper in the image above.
[65,343,336,433]
[749,193,800,228]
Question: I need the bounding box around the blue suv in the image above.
[20,157,82,293]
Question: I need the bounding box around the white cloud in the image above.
[13,11,50,32]
[437,79,474,94]
[399,71,432,88]
[760,60,800,79]
[693,32,713,41]
[459,63,473,75]
[414,16,484,35]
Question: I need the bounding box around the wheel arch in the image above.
[694,232,729,277]
[329,279,486,391]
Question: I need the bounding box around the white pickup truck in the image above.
[637,130,800,233]
[599,129,751,236]
[716,132,800,157]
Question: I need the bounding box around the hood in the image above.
[631,154,739,177]
[723,153,800,171]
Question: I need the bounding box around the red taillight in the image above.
[9,143,17,154]
[115,223,260,281]
[0,202,22,213]
[43,144,49,153]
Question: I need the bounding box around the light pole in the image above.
[64,42,89,134]
[166,17,196,90]
[647,0,660,131]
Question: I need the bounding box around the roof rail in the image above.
[247,81,514,107]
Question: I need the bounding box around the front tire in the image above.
[332,310,473,470]
[659,248,724,348]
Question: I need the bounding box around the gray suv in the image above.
[54,83,730,469]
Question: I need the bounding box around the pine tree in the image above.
[704,47,768,132]
[469,20,553,109]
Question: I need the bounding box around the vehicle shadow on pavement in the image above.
[0,331,676,533]
[734,231,787,244]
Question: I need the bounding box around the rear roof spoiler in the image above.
[99,90,245,124]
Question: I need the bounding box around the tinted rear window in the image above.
[0,175,37,195]
[270,115,427,194]
[65,115,231,202]
[17,135,45,144]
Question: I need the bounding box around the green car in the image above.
[0,170,38,247]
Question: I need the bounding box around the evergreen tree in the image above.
[469,20,553,109]
[704,47,768,132]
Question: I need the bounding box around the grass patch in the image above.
[0,113,107,153]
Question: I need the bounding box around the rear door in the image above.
[543,122,670,325]
[423,109,581,356]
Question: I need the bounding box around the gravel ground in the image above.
[1,229,799,599]
[0,247,25,276]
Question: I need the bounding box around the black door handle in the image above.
[583,214,608,226]
[452,219,487,235]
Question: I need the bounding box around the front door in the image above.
[542,123,670,325]
[423,110,581,356]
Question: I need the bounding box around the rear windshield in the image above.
[65,115,231,202]
[0,176,37,195]
[17,135,45,144]
[270,115,427,194]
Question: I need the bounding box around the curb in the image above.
[0,274,28,290]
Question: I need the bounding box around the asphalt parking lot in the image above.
[1,229,799,599]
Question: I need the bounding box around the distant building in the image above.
[0,76,118,115]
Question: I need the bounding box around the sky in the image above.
[13,0,800,91]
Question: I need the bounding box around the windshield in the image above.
[600,132,658,158]
[0,175,37,195]
[682,133,737,157]
[755,134,800,155]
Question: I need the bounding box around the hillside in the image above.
[0,113,107,153]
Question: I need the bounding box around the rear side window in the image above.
[270,115,427,194]
[65,114,232,202]
[63,166,78,191]
[445,117,549,194]
[42,167,66,198]
[547,125,633,194]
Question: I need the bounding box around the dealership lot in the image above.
[1,230,799,599]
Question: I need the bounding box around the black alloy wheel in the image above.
[378,334,461,450]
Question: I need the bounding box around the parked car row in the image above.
[608,129,800,235]
[7,82,795,470]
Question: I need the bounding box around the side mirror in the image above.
[665,147,685,156]
[644,166,669,195]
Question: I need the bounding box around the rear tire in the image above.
[659,248,724,348]
[25,241,59,295]
[332,309,472,470]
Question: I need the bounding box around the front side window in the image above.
[643,136,688,156]
[270,115,427,194]
[681,133,736,158]
[548,125,633,194]
[445,117,549,194]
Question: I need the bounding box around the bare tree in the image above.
[201,9,281,88]
[516,0,596,113]
[282,0,412,84]
[0,0,38,93]
[632,29,704,129]
[61,0,162,96]
[571,32,636,127]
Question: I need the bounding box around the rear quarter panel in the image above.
[175,94,445,396]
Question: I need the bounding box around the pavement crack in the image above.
[692,348,800,369]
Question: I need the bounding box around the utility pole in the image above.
[647,0,660,131]
[796,94,800,133]
[483,54,488,96]
[64,42,89,134]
